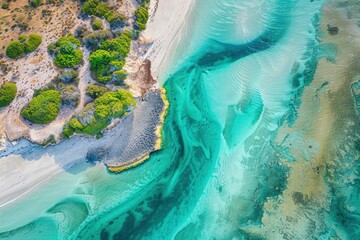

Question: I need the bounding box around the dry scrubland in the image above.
[0,0,156,145]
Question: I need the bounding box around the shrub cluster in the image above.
[135,0,150,31]
[82,0,126,29]
[88,30,132,84]
[2,3,9,9]
[63,89,136,137]
[84,30,113,50]
[92,19,103,30]
[48,35,83,68]
[86,84,109,99]
[24,34,42,53]
[0,82,17,108]
[29,0,42,8]
[135,7,149,31]
[6,34,42,59]
[21,90,61,124]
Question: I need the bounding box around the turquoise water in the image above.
[2,0,360,239]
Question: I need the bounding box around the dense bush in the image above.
[84,30,113,50]
[29,0,42,7]
[1,3,9,9]
[92,19,103,30]
[113,69,127,84]
[63,89,135,137]
[106,13,126,29]
[61,85,80,107]
[21,90,61,124]
[18,35,27,43]
[60,69,78,83]
[6,41,25,59]
[94,89,136,118]
[82,0,100,16]
[6,34,42,59]
[54,49,83,68]
[135,7,149,31]
[86,84,109,99]
[50,35,83,68]
[55,35,81,47]
[24,34,42,53]
[88,30,132,83]
[75,24,89,39]
[82,0,126,29]
[0,83,17,108]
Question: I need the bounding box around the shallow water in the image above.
[1,0,360,239]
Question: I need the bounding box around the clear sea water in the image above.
[3,0,359,239]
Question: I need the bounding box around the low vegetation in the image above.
[135,7,149,31]
[88,30,132,84]
[84,30,113,50]
[24,34,42,53]
[48,35,83,68]
[135,0,150,31]
[0,82,17,108]
[29,0,42,8]
[63,89,136,137]
[21,90,61,124]
[86,84,109,99]
[92,19,103,30]
[6,34,42,59]
[82,0,126,29]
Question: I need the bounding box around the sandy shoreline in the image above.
[0,0,194,210]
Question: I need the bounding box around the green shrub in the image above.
[47,43,58,55]
[86,84,109,99]
[106,13,126,29]
[6,41,25,59]
[50,35,83,68]
[24,34,42,53]
[92,19,103,30]
[6,34,42,59]
[84,30,113,50]
[113,69,127,83]
[135,7,149,31]
[82,0,126,29]
[21,90,61,124]
[88,30,132,83]
[29,0,42,7]
[18,35,27,43]
[61,85,80,107]
[99,30,132,57]
[60,69,78,83]
[64,89,135,137]
[0,83,17,108]
[55,35,81,47]
[1,3,9,9]
[89,49,112,69]
[54,49,83,68]
[94,89,136,118]
[82,0,100,16]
